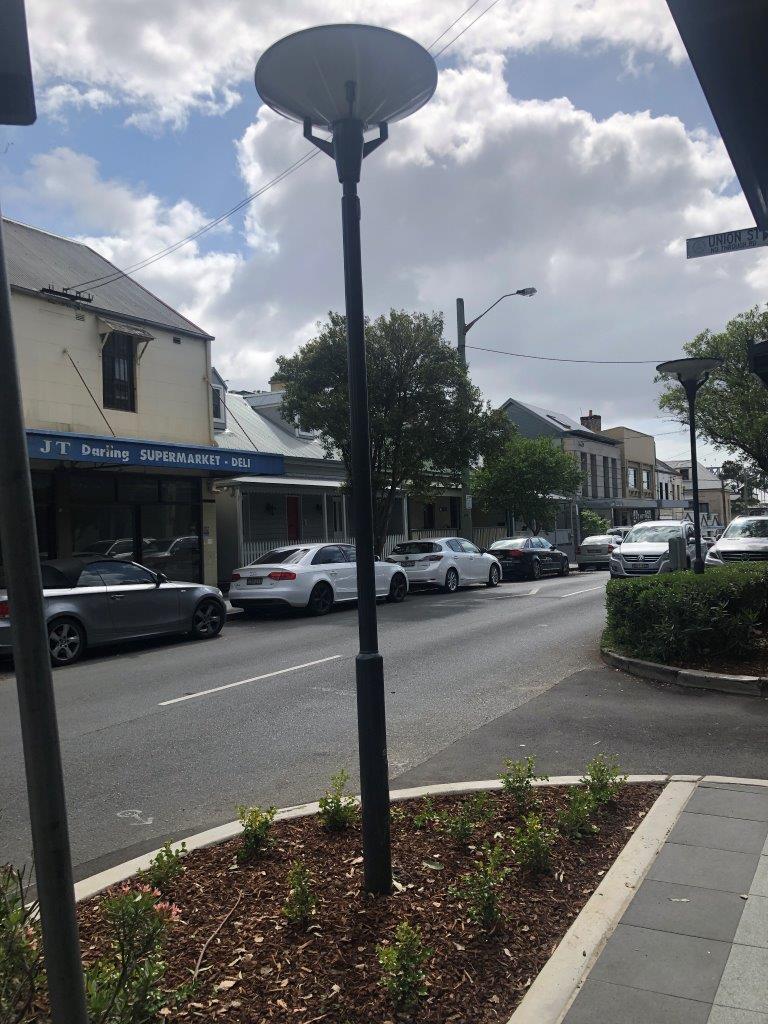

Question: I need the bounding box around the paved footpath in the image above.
[564,780,768,1024]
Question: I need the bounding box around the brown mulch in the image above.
[76,785,660,1024]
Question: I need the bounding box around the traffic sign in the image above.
[686,226,768,259]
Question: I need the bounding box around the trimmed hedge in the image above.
[604,564,768,664]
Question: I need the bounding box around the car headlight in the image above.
[706,547,722,561]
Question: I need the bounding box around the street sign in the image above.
[686,226,768,259]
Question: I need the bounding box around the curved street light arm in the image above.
[464,288,536,333]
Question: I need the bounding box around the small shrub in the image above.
[511,814,557,875]
[437,792,493,846]
[377,922,430,1012]
[139,841,186,893]
[282,861,316,927]
[236,804,276,861]
[500,756,548,812]
[557,788,598,839]
[1,864,43,1023]
[412,796,438,830]
[582,755,627,808]
[451,842,510,930]
[318,769,358,832]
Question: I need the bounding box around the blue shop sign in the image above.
[26,429,284,476]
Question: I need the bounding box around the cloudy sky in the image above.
[3,0,766,464]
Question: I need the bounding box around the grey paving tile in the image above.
[750,857,768,896]
[715,944,768,1012]
[648,843,760,894]
[564,979,709,1024]
[589,924,731,1002]
[668,812,768,854]
[701,783,768,795]
[708,1008,768,1024]
[687,787,768,822]
[734,895,768,949]
[621,879,745,941]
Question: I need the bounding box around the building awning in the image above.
[98,316,155,341]
[223,475,344,489]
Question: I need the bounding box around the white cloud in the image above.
[38,84,115,122]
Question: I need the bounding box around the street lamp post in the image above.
[255,25,437,895]
[456,288,536,539]
[657,357,723,573]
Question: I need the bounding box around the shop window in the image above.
[70,473,116,504]
[103,332,136,412]
[160,478,199,503]
[140,504,201,582]
[118,477,159,503]
[71,505,134,559]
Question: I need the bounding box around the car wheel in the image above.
[559,560,570,577]
[486,564,501,587]
[307,582,334,616]
[530,559,542,581]
[386,572,408,603]
[443,567,459,593]
[191,599,225,639]
[48,617,85,667]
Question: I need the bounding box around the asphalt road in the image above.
[0,572,606,877]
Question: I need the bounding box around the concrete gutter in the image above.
[601,647,766,697]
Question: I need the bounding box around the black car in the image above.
[488,537,570,581]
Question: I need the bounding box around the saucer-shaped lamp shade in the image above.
[656,357,724,381]
[255,24,437,130]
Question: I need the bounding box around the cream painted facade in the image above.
[601,426,657,502]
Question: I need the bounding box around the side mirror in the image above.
[156,572,168,586]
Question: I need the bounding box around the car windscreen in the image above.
[581,535,612,544]
[723,518,768,539]
[624,525,681,543]
[250,548,309,565]
[490,539,527,549]
[391,542,440,555]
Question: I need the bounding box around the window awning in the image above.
[98,316,155,341]
[222,475,344,489]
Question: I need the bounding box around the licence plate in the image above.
[247,577,263,586]
[403,560,416,567]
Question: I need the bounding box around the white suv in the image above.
[609,521,696,578]
[386,538,502,592]
[706,515,768,566]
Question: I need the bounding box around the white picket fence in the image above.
[241,533,409,565]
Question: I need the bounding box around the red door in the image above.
[286,496,300,542]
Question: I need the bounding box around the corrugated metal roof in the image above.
[215,392,342,462]
[4,218,212,339]
[503,397,619,442]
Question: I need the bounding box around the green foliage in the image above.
[718,459,768,516]
[236,805,276,861]
[511,814,557,875]
[658,304,768,476]
[436,793,493,846]
[557,788,599,839]
[473,433,583,534]
[282,861,316,928]
[377,922,431,1013]
[138,842,186,894]
[500,756,548,812]
[605,564,768,663]
[318,769,358,832]
[277,309,508,550]
[412,797,439,830]
[451,842,510,930]
[580,508,610,539]
[1,865,42,1024]
[582,755,627,808]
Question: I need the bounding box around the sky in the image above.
[3,0,767,466]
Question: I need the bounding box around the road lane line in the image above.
[557,586,605,598]
[159,655,343,706]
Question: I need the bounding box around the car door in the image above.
[311,545,355,600]
[459,539,484,581]
[90,560,183,638]
[533,538,551,571]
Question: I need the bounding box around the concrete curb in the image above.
[601,648,766,697]
[507,779,698,1024]
[74,775,670,903]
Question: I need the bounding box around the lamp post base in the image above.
[355,651,392,895]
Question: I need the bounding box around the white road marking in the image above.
[557,586,605,598]
[117,809,154,825]
[159,655,343,706]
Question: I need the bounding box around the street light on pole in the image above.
[656,356,723,573]
[255,24,437,895]
[456,288,537,539]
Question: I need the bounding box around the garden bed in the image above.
[69,778,660,1024]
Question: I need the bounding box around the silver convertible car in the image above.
[0,557,226,667]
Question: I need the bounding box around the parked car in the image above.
[705,515,768,566]
[576,534,618,571]
[230,543,409,615]
[488,536,569,581]
[0,557,226,667]
[386,538,501,591]
[607,526,631,540]
[609,521,696,578]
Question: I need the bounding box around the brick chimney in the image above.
[580,409,602,432]
[269,374,286,392]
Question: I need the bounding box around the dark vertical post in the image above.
[456,298,473,541]
[0,209,89,1021]
[685,379,705,574]
[338,135,392,894]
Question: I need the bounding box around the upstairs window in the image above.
[102,332,136,412]
[211,385,224,421]
[627,467,638,489]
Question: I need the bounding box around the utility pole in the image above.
[456,298,473,541]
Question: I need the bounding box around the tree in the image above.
[472,434,583,534]
[580,508,610,539]
[717,459,768,515]
[658,305,768,475]
[277,309,507,552]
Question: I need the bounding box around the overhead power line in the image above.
[428,0,483,50]
[465,343,663,365]
[433,0,504,58]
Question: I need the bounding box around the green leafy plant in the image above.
[236,805,276,861]
[500,756,548,812]
[511,814,557,875]
[377,922,430,1013]
[282,861,316,928]
[557,788,598,839]
[412,796,438,830]
[1,864,43,1024]
[437,792,493,846]
[138,841,186,894]
[582,755,627,808]
[580,508,610,539]
[318,769,358,832]
[451,842,510,930]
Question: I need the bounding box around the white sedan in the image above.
[386,537,502,591]
[229,542,409,616]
